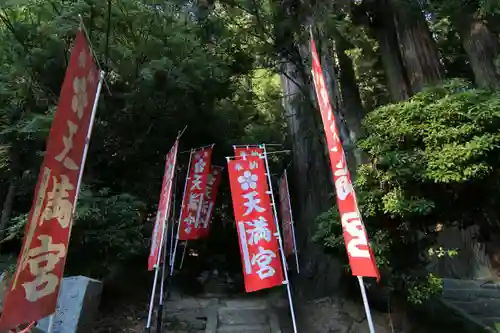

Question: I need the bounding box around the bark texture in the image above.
[335,32,368,164]
[369,0,412,101]
[0,178,16,245]
[458,16,500,89]
[392,0,444,92]
[280,42,344,297]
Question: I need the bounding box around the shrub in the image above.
[314,79,500,303]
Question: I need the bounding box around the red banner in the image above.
[148,140,179,271]
[0,30,101,329]
[227,158,284,292]
[178,146,213,240]
[199,166,224,238]
[234,146,262,160]
[311,39,379,279]
[278,171,294,257]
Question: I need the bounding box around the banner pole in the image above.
[284,169,300,274]
[169,169,179,265]
[73,71,105,210]
[156,226,168,333]
[145,224,164,332]
[170,228,180,276]
[146,143,179,333]
[169,218,176,266]
[179,241,188,269]
[47,313,54,333]
[168,131,184,266]
[170,150,194,276]
[232,144,283,148]
[357,277,375,333]
[261,144,298,333]
[157,170,178,333]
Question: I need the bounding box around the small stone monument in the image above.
[37,276,103,333]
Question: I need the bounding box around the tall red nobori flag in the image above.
[278,171,294,257]
[148,140,179,271]
[310,38,379,279]
[178,146,213,240]
[199,166,224,238]
[227,157,284,293]
[234,146,262,160]
[0,30,102,329]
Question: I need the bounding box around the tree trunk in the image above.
[458,15,500,89]
[0,178,16,244]
[0,148,20,247]
[370,0,412,101]
[334,32,368,165]
[392,0,444,92]
[311,32,359,172]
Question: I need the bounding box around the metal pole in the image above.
[170,150,194,276]
[232,144,260,148]
[228,150,290,161]
[79,17,112,96]
[169,170,178,265]
[357,277,375,333]
[146,140,179,332]
[261,144,298,333]
[284,169,300,274]
[170,231,180,276]
[156,224,169,333]
[179,143,215,154]
[262,149,291,155]
[169,217,176,265]
[145,223,164,332]
[47,313,55,333]
[157,166,179,333]
[72,71,105,212]
[232,144,283,147]
[179,241,188,269]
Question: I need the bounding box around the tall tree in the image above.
[352,0,412,101]
[391,0,444,92]
[430,0,500,88]
[333,29,368,164]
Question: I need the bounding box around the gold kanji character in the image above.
[22,235,66,302]
[41,175,74,228]
[55,120,79,170]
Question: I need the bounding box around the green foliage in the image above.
[0,0,497,311]
[67,187,147,278]
[407,273,443,305]
[6,186,146,278]
[336,17,391,110]
[0,0,288,278]
[314,206,392,268]
[314,79,500,303]
[428,0,500,17]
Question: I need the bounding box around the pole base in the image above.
[156,304,164,333]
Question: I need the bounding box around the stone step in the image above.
[451,299,500,318]
[217,324,271,333]
[477,317,500,328]
[218,305,269,325]
[165,297,213,311]
[221,298,268,309]
[442,278,500,291]
[443,288,500,301]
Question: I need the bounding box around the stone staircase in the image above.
[441,278,500,332]
[215,298,282,333]
[163,292,286,333]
